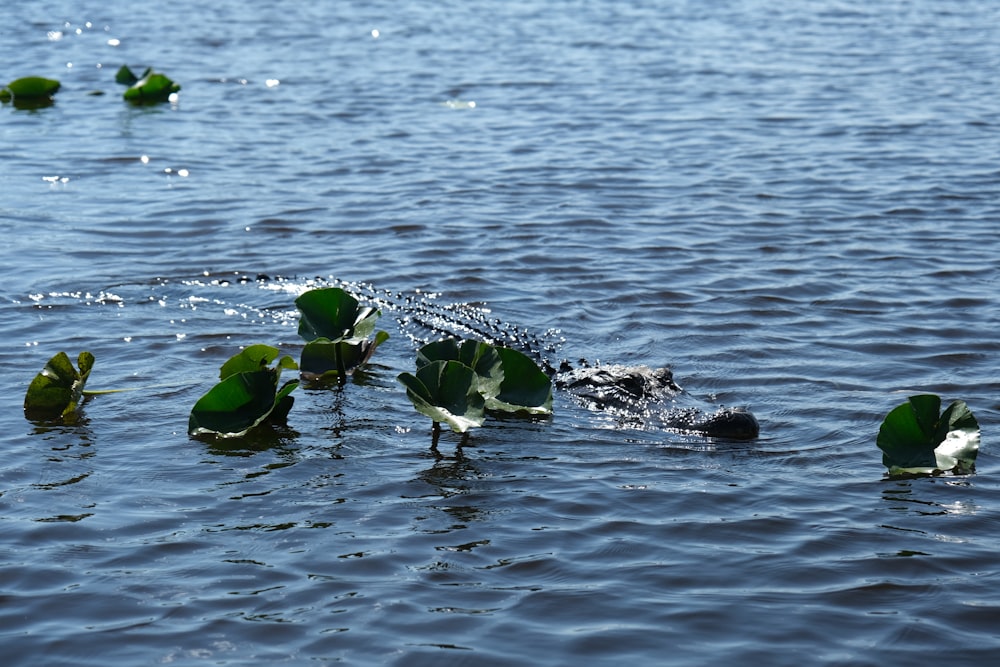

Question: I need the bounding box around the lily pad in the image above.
[416,339,503,398]
[399,339,553,432]
[295,287,387,382]
[1,76,61,101]
[122,70,180,104]
[296,287,380,343]
[219,344,297,380]
[189,370,298,438]
[300,331,389,383]
[415,339,550,415]
[115,65,149,86]
[398,360,486,433]
[876,394,980,476]
[488,347,553,415]
[190,347,299,438]
[24,351,94,421]
[1,76,61,108]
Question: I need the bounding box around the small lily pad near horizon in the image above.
[876,394,980,477]
[1,76,61,108]
[116,65,180,104]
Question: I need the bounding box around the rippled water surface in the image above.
[3,1,999,665]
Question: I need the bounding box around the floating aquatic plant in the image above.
[417,339,503,397]
[295,287,388,384]
[1,76,61,108]
[398,339,552,434]
[188,345,299,438]
[217,343,297,380]
[398,359,487,434]
[877,394,980,476]
[115,65,148,86]
[489,346,553,415]
[116,65,180,104]
[23,351,94,422]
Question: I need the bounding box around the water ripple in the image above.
[2,0,1000,665]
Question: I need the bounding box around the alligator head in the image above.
[555,363,759,440]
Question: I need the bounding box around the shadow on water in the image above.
[20,419,98,523]
[880,476,981,518]
[412,433,495,531]
[27,420,96,474]
[197,425,300,458]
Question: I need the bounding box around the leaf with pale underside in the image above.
[398,360,486,433]
[877,394,979,476]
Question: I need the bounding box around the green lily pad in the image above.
[190,348,299,438]
[24,351,94,422]
[1,76,61,103]
[1,76,61,108]
[416,339,550,415]
[300,331,389,383]
[398,360,486,433]
[219,344,297,380]
[115,65,150,86]
[189,371,298,438]
[877,394,980,476]
[295,288,387,382]
[123,71,180,104]
[400,339,553,432]
[488,347,553,415]
[295,287,380,343]
[416,339,503,399]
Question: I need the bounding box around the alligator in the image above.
[326,278,760,440]
[23,272,758,439]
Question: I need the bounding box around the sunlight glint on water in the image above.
[1,1,999,665]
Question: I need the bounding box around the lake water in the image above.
[2,1,999,664]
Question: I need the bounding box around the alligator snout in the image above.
[555,363,759,440]
[684,406,760,440]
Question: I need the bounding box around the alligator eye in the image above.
[618,376,645,396]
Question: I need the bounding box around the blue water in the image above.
[2,1,999,665]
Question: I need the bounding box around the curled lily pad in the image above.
[189,371,298,438]
[300,332,389,383]
[115,65,149,86]
[488,347,553,415]
[415,339,551,415]
[399,339,553,433]
[24,351,94,421]
[189,347,298,438]
[219,344,297,380]
[398,360,486,433]
[123,70,180,104]
[295,287,388,383]
[417,339,503,398]
[876,394,980,476]
[296,287,380,343]
[1,76,61,108]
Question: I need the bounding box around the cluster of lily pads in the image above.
[399,338,553,434]
[1,65,179,109]
[21,287,981,475]
[23,287,553,443]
